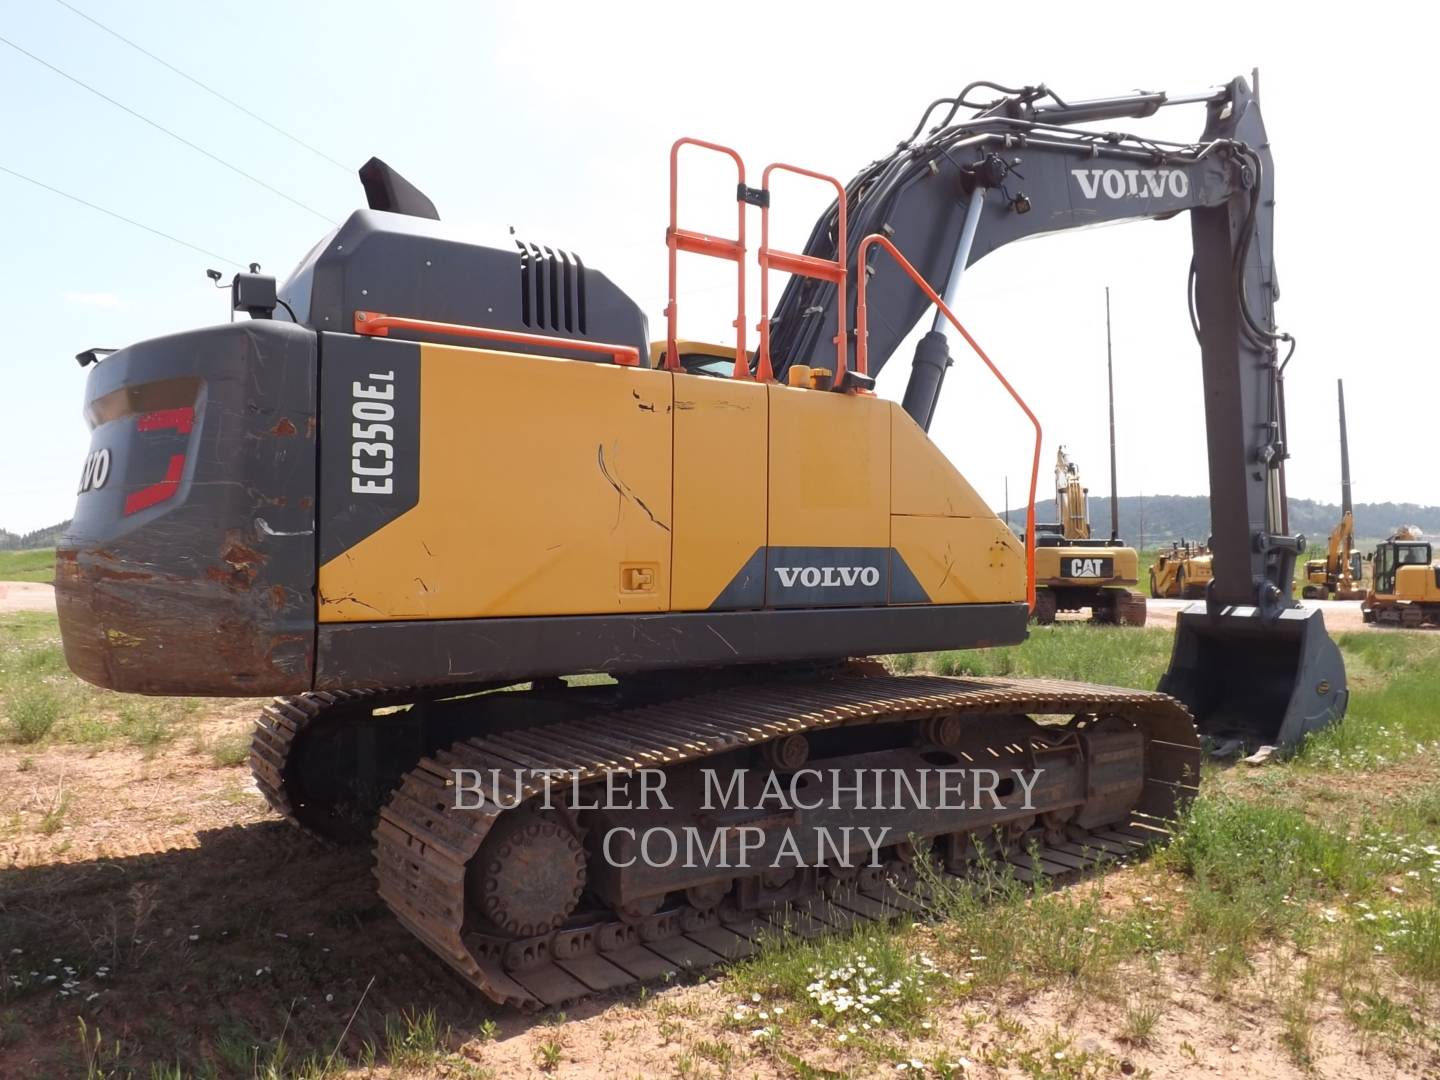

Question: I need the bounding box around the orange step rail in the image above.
[756,163,847,384]
[666,138,749,379]
[854,234,1042,612]
[354,311,640,366]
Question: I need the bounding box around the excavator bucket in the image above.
[1158,606,1348,752]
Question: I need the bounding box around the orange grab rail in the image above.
[666,138,748,379]
[353,311,640,367]
[757,162,847,384]
[854,234,1041,612]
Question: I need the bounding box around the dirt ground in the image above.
[0,581,56,614]
[0,722,1430,1080]
[1138,597,1371,633]
[4,721,1436,1079]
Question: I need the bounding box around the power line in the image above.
[51,0,353,174]
[0,163,244,267]
[0,33,337,224]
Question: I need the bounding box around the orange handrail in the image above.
[667,138,749,379]
[855,234,1042,612]
[757,163,847,384]
[353,311,640,366]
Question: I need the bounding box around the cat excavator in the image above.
[55,76,1346,1008]
[1032,448,1146,625]
[1363,527,1440,627]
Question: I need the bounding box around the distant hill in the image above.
[1001,496,1440,547]
[0,520,70,551]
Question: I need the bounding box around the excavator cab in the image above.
[1374,540,1432,596]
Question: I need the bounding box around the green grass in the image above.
[208,730,252,767]
[759,626,1440,1071]
[890,624,1173,690]
[383,1008,448,1069]
[0,548,55,584]
[0,611,209,752]
[734,919,938,1027]
[5,684,61,743]
[1296,633,1440,768]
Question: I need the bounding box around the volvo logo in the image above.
[773,566,881,588]
[77,448,111,494]
[1071,168,1189,200]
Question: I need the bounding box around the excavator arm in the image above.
[1054,447,1089,541]
[771,76,1346,749]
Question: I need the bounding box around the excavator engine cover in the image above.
[1159,605,1347,751]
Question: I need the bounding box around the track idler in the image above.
[1159,604,1347,753]
[468,810,587,936]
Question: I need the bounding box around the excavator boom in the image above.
[770,77,1346,747]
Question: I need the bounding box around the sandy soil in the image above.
[0,581,56,614]
[1045,595,1382,633]
[1139,597,1372,633]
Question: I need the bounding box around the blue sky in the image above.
[2,0,1435,532]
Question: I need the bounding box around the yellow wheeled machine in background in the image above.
[1151,540,1214,599]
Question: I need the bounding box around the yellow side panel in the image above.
[672,377,768,610]
[1397,564,1440,602]
[892,516,1024,604]
[890,407,992,518]
[888,401,1023,605]
[319,345,673,621]
[767,386,890,547]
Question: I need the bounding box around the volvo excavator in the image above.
[55,76,1347,1008]
[1032,448,1146,625]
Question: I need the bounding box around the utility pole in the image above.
[1338,379,1352,519]
[1004,477,1010,530]
[1106,287,1120,543]
[1337,378,1355,590]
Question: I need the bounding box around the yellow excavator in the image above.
[1301,380,1365,600]
[1032,448,1146,625]
[1362,527,1440,628]
[55,77,1347,1008]
[1150,540,1213,600]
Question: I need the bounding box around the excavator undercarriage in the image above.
[252,669,1197,1008]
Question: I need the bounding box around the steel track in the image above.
[250,687,438,837]
[351,674,1199,1009]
